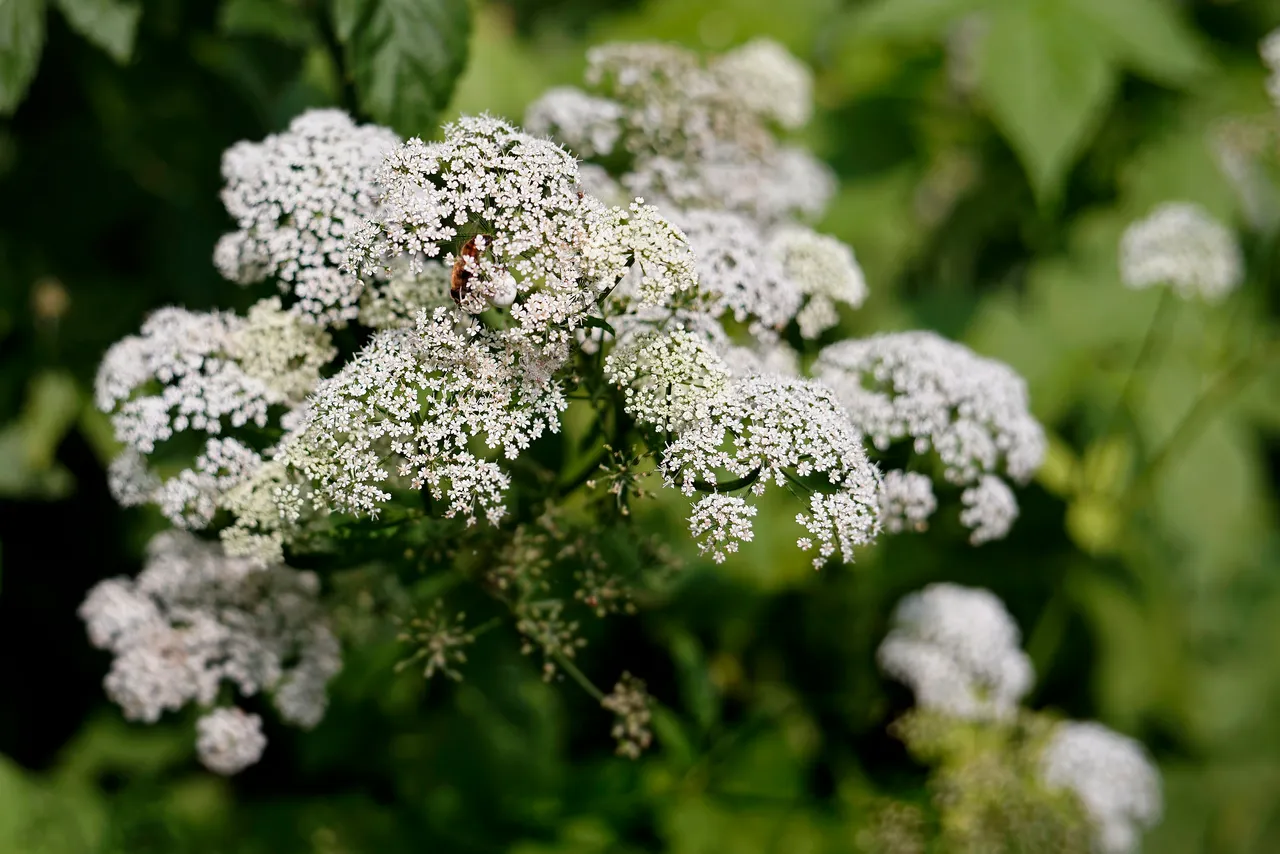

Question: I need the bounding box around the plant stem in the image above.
[554,652,605,702]
[1101,288,1175,440]
[1125,339,1277,508]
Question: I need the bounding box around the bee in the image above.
[450,234,488,304]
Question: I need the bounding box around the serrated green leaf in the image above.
[852,0,984,40]
[218,0,315,45]
[0,0,46,115]
[1074,0,1208,85]
[977,2,1117,203]
[332,0,470,137]
[53,0,139,64]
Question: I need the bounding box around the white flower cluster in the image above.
[879,584,1165,852]
[528,40,863,344]
[604,329,730,431]
[688,493,757,563]
[814,331,1045,544]
[960,475,1019,545]
[1040,721,1163,854]
[196,707,267,776]
[215,109,400,326]
[96,297,330,544]
[1119,202,1243,302]
[877,583,1034,721]
[1263,29,1280,107]
[280,309,567,523]
[79,531,341,773]
[879,470,937,534]
[662,376,883,568]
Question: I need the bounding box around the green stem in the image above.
[692,467,762,494]
[1101,288,1175,440]
[554,652,606,702]
[1125,339,1277,508]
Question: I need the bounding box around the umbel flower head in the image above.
[526,39,835,224]
[661,375,883,568]
[877,582,1034,721]
[1119,202,1243,302]
[215,109,400,327]
[78,531,341,773]
[1263,29,1280,108]
[814,331,1045,544]
[1040,721,1163,854]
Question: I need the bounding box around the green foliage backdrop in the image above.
[0,0,1277,851]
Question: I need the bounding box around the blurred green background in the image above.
[1,0,1278,851]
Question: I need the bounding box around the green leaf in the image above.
[332,0,470,136]
[852,0,984,39]
[53,0,139,64]
[0,0,45,115]
[1074,0,1209,86]
[218,0,315,45]
[977,1,1117,203]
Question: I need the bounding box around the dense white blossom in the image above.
[219,460,308,566]
[676,209,803,334]
[79,531,340,741]
[153,437,263,529]
[709,39,813,131]
[524,87,624,157]
[95,307,266,454]
[107,449,160,507]
[688,493,757,563]
[960,474,1019,545]
[623,145,835,224]
[663,375,882,566]
[796,490,881,569]
[1040,721,1163,854]
[215,109,399,326]
[877,583,1033,721]
[196,707,267,775]
[588,199,700,308]
[537,40,835,223]
[814,332,1045,488]
[95,299,332,455]
[879,470,937,534]
[769,226,868,338]
[604,330,730,431]
[1119,203,1243,302]
[279,309,566,522]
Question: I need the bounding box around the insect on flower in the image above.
[450,234,489,304]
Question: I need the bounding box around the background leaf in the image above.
[53,0,140,63]
[976,0,1116,203]
[1074,0,1209,86]
[0,0,45,115]
[333,0,470,136]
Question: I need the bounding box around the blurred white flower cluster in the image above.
[527,39,864,342]
[878,583,1033,721]
[1119,202,1243,302]
[815,331,1045,544]
[1041,722,1164,854]
[879,583,1162,853]
[79,531,340,774]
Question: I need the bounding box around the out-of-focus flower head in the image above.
[877,583,1034,721]
[1119,202,1243,302]
[1040,721,1163,854]
[79,531,341,773]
